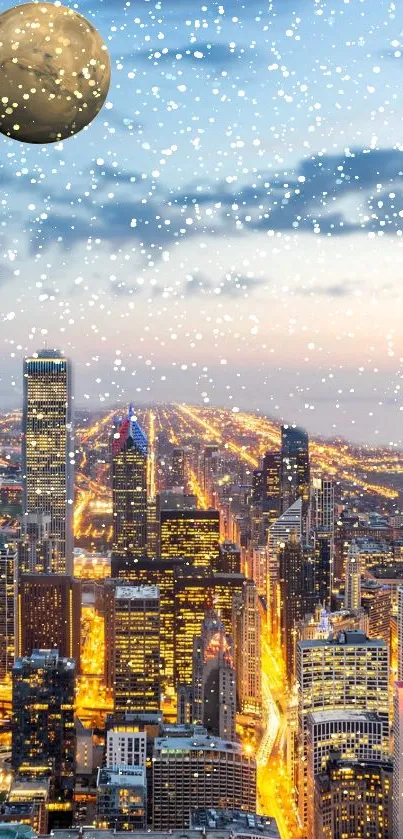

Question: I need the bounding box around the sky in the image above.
[0,0,403,445]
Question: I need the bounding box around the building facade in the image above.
[111,409,148,561]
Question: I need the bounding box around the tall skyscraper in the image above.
[312,529,333,609]
[12,650,76,818]
[232,580,262,717]
[279,535,305,681]
[398,586,403,681]
[297,630,389,827]
[0,540,17,680]
[171,447,186,488]
[22,351,73,575]
[160,509,220,570]
[309,478,335,533]
[18,512,54,574]
[152,733,256,829]
[17,574,81,667]
[267,497,302,641]
[280,424,310,513]
[394,681,403,839]
[314,756,392,839]
[192,610,236,741]
[262,450,281,526]
[105,584,160,713]
[111,408,148,561]
[344,543,361,610]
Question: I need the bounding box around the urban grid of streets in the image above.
[0,404,403,836]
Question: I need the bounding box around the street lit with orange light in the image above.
[77,605,112,726]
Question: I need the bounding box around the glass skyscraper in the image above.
[22,351,73,575]
[111,407,148,562]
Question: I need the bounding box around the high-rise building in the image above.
[267,498,302,642]
[361,581,391,645]
[344,543,361,610]
[105,584,160,713]
[212,573,246,634]
[96,766,147,830]
[216,541,241,575]
[22,351,74,575]
[12,650,75,815]
[296,631,389,827]
[108,557,185,692]
[280,425,309,513]
[111,408,148,561]
[17,574,81,668]
[279,535,305,682]
[398,586,403,681]
[202,445,220,504]
[18,512,54,574]
[306,710,389,837]
[232,580,262,717]
[250,547,268,597]
[310,478,335,534]
[314,756,392,839]
[192,611,236,741]
[173,568,212,686]
[0,540,17,680]
[312,529,333,609]
[262,451,281,526]
[160,510,220,570]
[152,734,256,829]
[394,681,403,839]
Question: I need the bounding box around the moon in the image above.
[0,2,111,143]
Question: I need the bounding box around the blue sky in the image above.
[0,0,403,444]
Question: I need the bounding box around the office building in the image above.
[232,580,262,717]
[173,568,212,686]
[250,546,268,597]
[160,510,220,570]
[171,448,186,489]
[398,586,403,681]
[18,513,54,574]
[312,529,333,609]
[314,757,392,839]
[213,573,246,634]
[5,777,51,835]
[279,535,305,681]
[106,726,147,770]
[96,767,147,830]
[192,611,236,741]
[108,557,184,691]
[306,711,389,837]
[361,581,391,645]
[111,409,148,561]
[0,540,17,679]
[17,574,81,668]
[280,424,309,513]
[297,631,389,827]
[202,445,220,504]
[22,351,74,575]
[152,734,256,829]
[344,542,362,610]
[12,650,75,815]
[267,498,302,640]
[105,585,160,713]
[394,681,403,838]
[216,541,241,575]
[309,478,335,534]
[262,451,281,527]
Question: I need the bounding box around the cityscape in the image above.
[0,350,400,839]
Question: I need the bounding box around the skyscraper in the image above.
[279,535,305,682]
[0,540,17,680]
[262,451,281,527]
[192,610,236,741]
[17,574,81,667]
[344,543,361,610]
[152,734,256,829]
[314,757,392,839]
[267,497,302,641]
[309,478,335,533]
[296,630,389,827]
[232,580,262,717]
[111,408,148,562]
[398,586,403,681]
[394,681,403,838]
[22,351,73,575]
[12,650,76,819]
[160,509,220,570]
[105,584,160,713]
[18,512,54,574]
[280,424,309,513]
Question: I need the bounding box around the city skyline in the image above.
[0,0,402,444]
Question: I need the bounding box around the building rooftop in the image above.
[97,767,146,788]
[367,564,403,579]
[307,710,386,725]
[299,630,386,649]
[154,735,246,755]
[0,827,36,839]
[13,650,75,670]
[191,810,279,838]
[115,585,159,601]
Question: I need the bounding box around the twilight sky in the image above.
[0,0,403,444]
